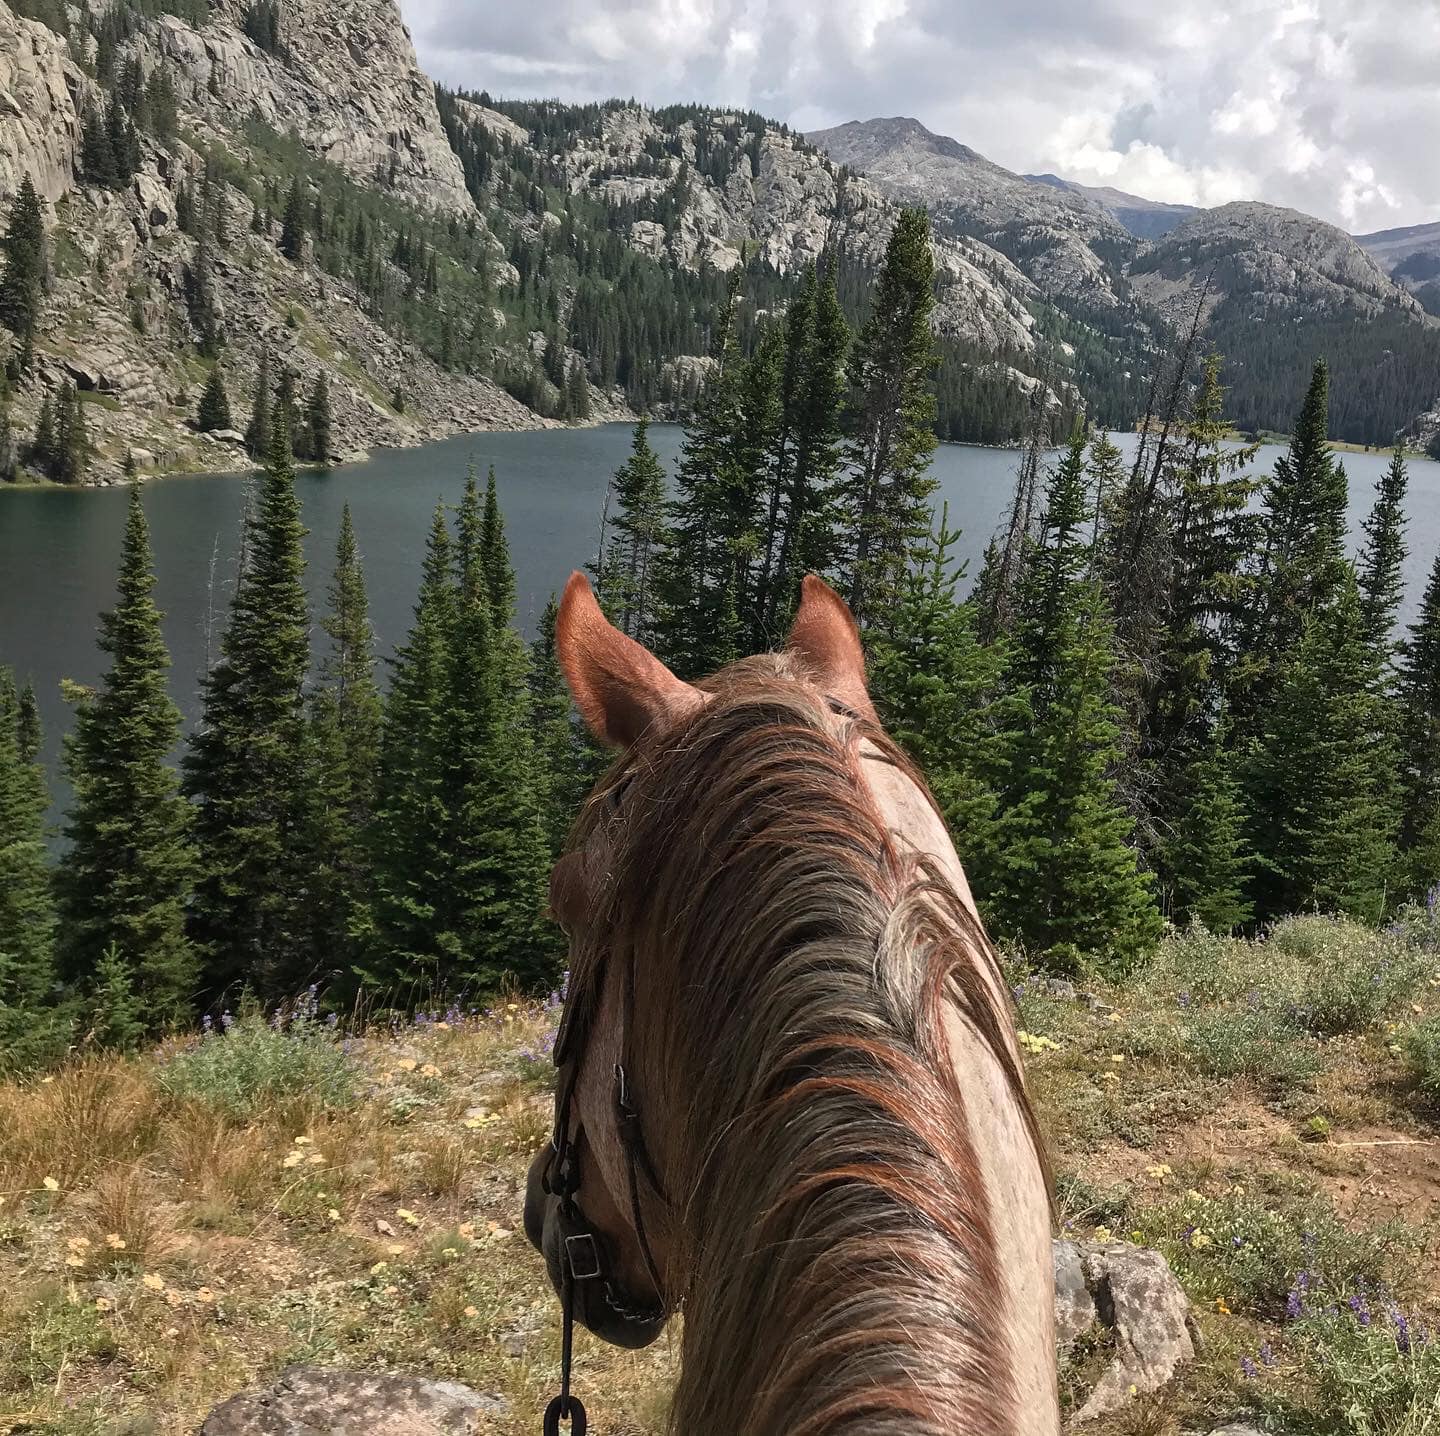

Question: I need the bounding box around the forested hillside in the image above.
[3,207,1438,1060]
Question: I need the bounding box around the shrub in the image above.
[157,1001,356,1122]
[1404,1020,1440,1102]
[1288,1302,1440,1436]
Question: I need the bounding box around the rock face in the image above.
[808,117,1134,310]
[554,106,1040,356]
[1027,173,1196,241]
[0,5,87,203]
[201,1367,509,1435]
[139,0,472,213]
[1054,1238,1196,1424]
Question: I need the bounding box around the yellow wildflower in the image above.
[42,1176,59,1192]
[95,1297,113,1312]
[1093,1225,1112,1242]
[396,1208,420,1226]
[1215,1297,1231,1314]
[464,1305,479,1318]
[370,1262,388,1275]
[387,1243,405,1256]
[65,1254,85,1268]
[328,1208,341,1222]
[1145,1163,1173,1181]
[395,1058,418,1073]
[442,1247,460,1259]
[142,1274,165,1291]
[1189,1229,1213,1249]
[419,1063,442,1078]
[195,1287,215,1303]
[105,1233,126,1250]
[1110,1054,1126,1064]
[293,1136,312,1146]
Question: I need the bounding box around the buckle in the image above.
[564,1232,603,1281]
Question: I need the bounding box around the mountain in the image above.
[809,116,1440,445]
[1027,173,1195,240]
[1354,220,1440,317]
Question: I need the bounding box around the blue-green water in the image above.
[2,423,1438,815]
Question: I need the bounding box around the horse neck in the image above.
[656,924,1056,1436]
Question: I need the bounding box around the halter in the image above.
[537,695,882,1433]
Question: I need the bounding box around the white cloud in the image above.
[399,0,1440,232]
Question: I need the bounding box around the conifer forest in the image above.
[1,207,1438,1067]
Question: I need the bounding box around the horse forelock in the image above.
[563,656,1043,1436]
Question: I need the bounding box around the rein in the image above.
[537,695,892,1432]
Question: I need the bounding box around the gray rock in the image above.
[200,1366,509,1435]
[1204,1426,1267,1436]
[1057,1240,1195,1424]
[1038,978,1078,1001]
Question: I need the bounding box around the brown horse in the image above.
[524,572,1059,1436]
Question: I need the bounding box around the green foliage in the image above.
[594,418,668,644]
[196,365,233,432]
[1356,447,1410,658]
[57,488,196,1032]
[278,178,306,263]
[157,1003,357,1121]
[0,176,44,365]
[245,348,271,461]
[840,207,938,630]
[1403,1018,1440,1102]
[299,372,331,463]
[86,942,147,1052]
[1165,722,1253,933]
[1396,553,1440,899]
[183,414,311,1002]
[528,595,596,859]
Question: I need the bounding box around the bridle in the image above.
[535,696,891,1434]
[538,771,670,1436]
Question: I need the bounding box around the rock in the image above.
[1054,1238,1195,1425]
[1203,1426,1266,1436]
[0,6,90,204]
[133,171,174,230]
[128,448,156,469]
[1051,1240,1096,1346]
[1038,978,1078,1001]
[200,1366,509,1435]
[207,428,247,446]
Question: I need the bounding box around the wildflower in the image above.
[1106,1011,1122,1024]
[464,1305,479,1318]
[387,1243,405,1256]
[306,1154,325,1166]
[370,1262,388,1275]
[1215,1297,1231,1314]
[163,1326,180,1339]
[419,1063,441,1078]
[1093,1225,1112,1242]
[104,1233,127,1250]
[1189,1229,1213,1249]
[1259,1342,1276,1367]
[458,1223,475,1239]
[395,1059,418,1073]
[442,1247,459,1259]
[1145,1163,1172,1181]
[396,1208,420,1227]
[142,1274,165,1291]
[1240,1355,1258,1378]
[95,1297,113,1312]
[282,1152,303,1169]
[507,1003,520,1012]
[65,1254,85,1268]
[1109,1054,1126,1064]
[196,1287,214,1303]
[42,1176,59,1192]
[293,1136,312,1146]
[327,1208,341,1221]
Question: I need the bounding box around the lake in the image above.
[3,423,1438,816]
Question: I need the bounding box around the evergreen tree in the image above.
[80,101,119,188]
[57,487,196,1030]
[30,390,56,476]
[278,178,306,262]
[0,667,66,1071]
[596,418,668,644]
[86,942,147,1052]
[1165,720,1253,933]
[1396,552,1440,897]
[272,366,298,454]
[196,363,233,432]
[528,594,594,858]
[300,505,381,975]
[363,504,455,988]
[0,175,45,366]
[183,409,311,1002]
[1240,359,1348,722]
[565,360,591,422]
[1355,446,1409,658]
[840,207,938,629]
[1247,572,1398,923]
[245,348,271,461]
[16,681,40,764]
[54,381,87,484]
[869,509,1007,865]
[302,372,331,463]
[986,580,1162,973]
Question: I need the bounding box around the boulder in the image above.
[200,1366,509,1435]
[133,171,174,230]
[1054,1238,1196,1424]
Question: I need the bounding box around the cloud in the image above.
[398,0,1440,232]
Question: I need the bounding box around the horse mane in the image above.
[568,653,1046,1436]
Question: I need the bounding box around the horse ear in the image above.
[785,575,877,721]
[556,571,705,748]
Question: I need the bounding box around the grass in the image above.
[0,918,1436,1433]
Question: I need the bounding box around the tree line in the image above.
[1,207,1438,1069]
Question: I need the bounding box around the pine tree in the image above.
[58,486,196,1030]
[54,381,87,484]
[1247,572,1399,923]
[986,581,1162,974]
[86,942,147,1051]
[245,348,271,460]
[278,178,306,262]
[0,175,45,366]
[841,207,939,630]
[302,372,331,463]
[596,418,668,644]
[1240,359,1348,723]
[528,594,594,859]
[300,505,381,976]
[80,101,119,188]
[868,509,1007,865]
[30,391,56,476]
[1396,552,1440,898]
[565,361,591,422]
[362,503,456,989]
[1165,720,1253,933]
[196,364,233,432]
[272,366,298,453]
[1355,446,1409,658]
[16,681,40,764]
[183,408,311,1002]
[0,667,66,1071]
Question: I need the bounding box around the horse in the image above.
[524,572,1059,1436]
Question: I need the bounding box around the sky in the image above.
[398,0,1440,235]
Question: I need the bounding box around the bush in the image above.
[1288,1303,1440,1436]
[157,1000,356,1121]
[1404,1020,1440,1102]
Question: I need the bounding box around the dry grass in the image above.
[1,920,1438,1434]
